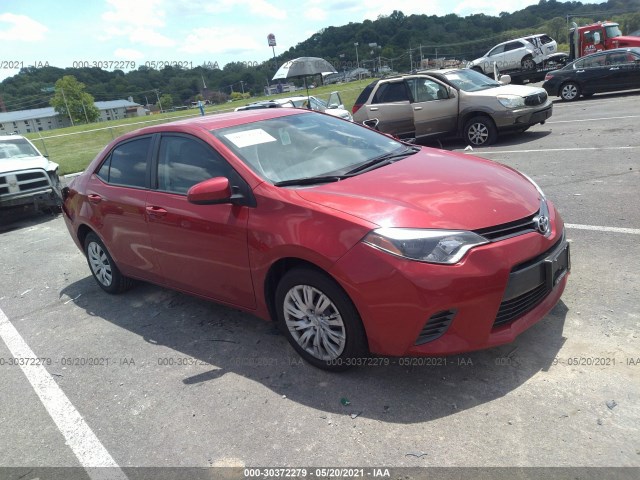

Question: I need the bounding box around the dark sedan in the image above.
[542,47,640,101]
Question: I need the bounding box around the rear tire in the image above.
[275,267,367,371]
[560,82,580,101]
[521,56,536,70]
[464,116,497,146]
[84,232,133,294]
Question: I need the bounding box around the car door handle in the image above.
[87,194,102,204]
[414,106,423,111]
[370,107,378,111]
[146,206,167,217]
[609,67,620,70]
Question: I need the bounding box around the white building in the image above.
[0,100,145,135]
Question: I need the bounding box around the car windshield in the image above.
[212,112,407,185]
[0,138,41,160]
[443,69,501,92]
[605,25,622,38]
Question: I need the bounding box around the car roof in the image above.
[128,108,310,136]
[579,46,640,58]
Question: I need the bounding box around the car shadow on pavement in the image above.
[60,277,567,425]
[0,209,61,233]
[429,129,553,151]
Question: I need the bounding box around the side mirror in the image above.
[187,177,232,205]
[594,32,601,44]
[499,74,512,85]
[447,86,456,98]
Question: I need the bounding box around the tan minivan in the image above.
[352,68,553,146]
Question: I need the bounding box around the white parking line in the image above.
[566,224,640,235]
[471,146,638,154]
[0,307,128,480]
[547,115,640,124]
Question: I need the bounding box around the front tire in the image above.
[84,232,133,294]
[464,116,497,146]
[275,267,367,371]
[560,82,580,101]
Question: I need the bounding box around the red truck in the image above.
[569,21,640,59]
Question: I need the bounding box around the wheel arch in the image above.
[458,111,496,135]
[263,257,370,352]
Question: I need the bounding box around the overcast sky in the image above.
[0,0,547,82]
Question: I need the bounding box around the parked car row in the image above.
[235,92,353,121]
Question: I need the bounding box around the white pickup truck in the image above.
[0,135,62,214]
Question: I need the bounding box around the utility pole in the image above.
[154,89,163,112]
[354,42,360,69]
[81,101,89,124]
[240,81,245,94]
[61,87,74,127]
[409,47,413,71]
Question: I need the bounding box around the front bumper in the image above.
[0,168,62,211]
[330,208,568,357]
[495,104,553,130]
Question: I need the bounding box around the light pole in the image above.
[354,42,359,69]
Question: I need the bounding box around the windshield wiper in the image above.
[345,146,420,175]
[274,175,350,187]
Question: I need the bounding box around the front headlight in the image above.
[362,228,489,265]
[497,95,525,109]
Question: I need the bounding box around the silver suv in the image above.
[0,135,62,213]
[351,68,553,146]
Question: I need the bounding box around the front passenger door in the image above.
[145,134,255,308]
[405,77,458,138]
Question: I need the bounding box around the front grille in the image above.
[524,91,547,106]
[493,236,568,328]
[494,282,548,327]
[415,310,456,345]
[474,212,538,241]
[0,169,51,195]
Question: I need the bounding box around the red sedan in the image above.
[62,109,569,370]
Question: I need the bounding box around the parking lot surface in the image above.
[1,90,639,478]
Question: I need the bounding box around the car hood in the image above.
[0,156,59,174]
[295,148,540,230]
[468,84,547,97]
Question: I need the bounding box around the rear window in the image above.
[372,82,411,103]
[354,82,377,106]
[539,35,554,44]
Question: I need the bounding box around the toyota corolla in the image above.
[62,109,569,370]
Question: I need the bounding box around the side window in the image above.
[582,54,606,68]
[488,45,505,56]
[607,52,635,65]
[540,35,553,45]
[407,78,448,103]
[157,135,233,194]
[504,41,523,52]
[372,82,411,103]
[96,137,150,188]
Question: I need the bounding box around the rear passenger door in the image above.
[364,81,414,138]
[502,41,528,70]
[90,135,160,282]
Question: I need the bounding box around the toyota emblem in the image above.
[535,215,549,234]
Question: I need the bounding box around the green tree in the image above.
[50,75,99,124]
[158,93,173,110]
